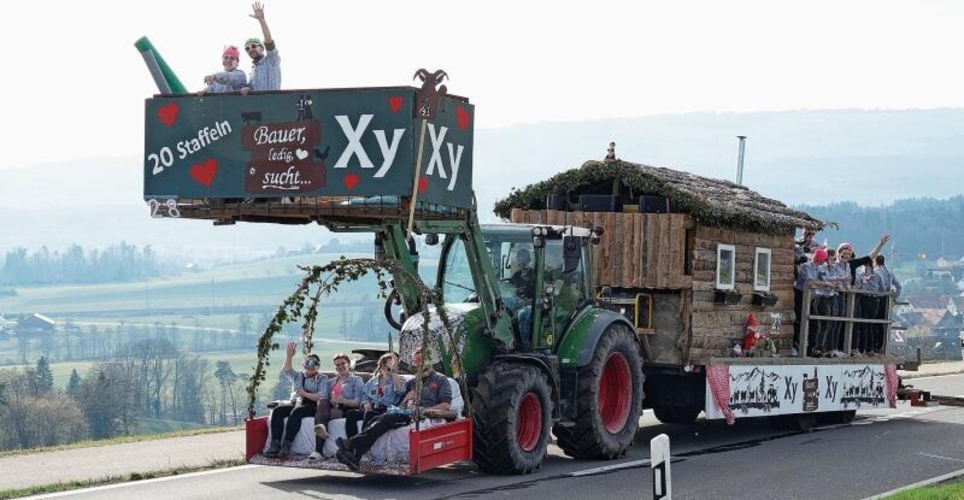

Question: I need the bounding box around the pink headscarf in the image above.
[812,248,828,264]
[222,46,240,60]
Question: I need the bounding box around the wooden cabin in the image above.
[495,159,823,366]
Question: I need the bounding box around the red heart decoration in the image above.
[455,106,470,130]
[190,159,218,187]
[343,173,360,191]
[417,177,428,194]
[157,102,180,127]
[388,96,403,114]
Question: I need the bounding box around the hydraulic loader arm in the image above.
[419,212,515,351]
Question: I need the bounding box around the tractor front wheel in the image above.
[472,363,552,474]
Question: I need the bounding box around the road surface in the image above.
[21,384,964,500]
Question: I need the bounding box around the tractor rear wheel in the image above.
[554,323,644,459]
[472,363,552,474]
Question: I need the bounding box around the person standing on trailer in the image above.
[241,2,281,93]
[871,255,901,354]
[197,45,247,95]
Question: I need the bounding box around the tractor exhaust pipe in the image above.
[735,135,747,185]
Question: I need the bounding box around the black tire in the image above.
[816,410,856,425]
[653,406,701,425]
[775,413,816,432]
[553,323,644,459]
[471,363,552,475]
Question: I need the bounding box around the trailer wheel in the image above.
[817,410,856,425]
[775,413,816,432]
[653,406,701,425]
[472,363,552,475]
[554,323,644,459]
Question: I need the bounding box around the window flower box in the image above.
[752,291,779,307]
[714,289,742,305]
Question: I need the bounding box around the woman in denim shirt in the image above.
[345,353,407,438]
[312,352,365,444]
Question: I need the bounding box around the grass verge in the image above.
[884,480,964,499]
[0,426,241,459]
[0,456,246,500]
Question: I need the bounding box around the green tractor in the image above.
[381,219,646,473]
[138,62,644,474]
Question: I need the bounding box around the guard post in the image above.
[651,433,672,499]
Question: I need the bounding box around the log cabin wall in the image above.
[508,209,694,290]
[688,226,796,364]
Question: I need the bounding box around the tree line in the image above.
[799,196,964,263]
[0,242,170,286]
[0,343,254,452]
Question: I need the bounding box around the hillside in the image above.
[3,108,963,257]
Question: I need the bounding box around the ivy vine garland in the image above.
[246,257,468,420]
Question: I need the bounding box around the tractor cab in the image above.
[438,224,595,353]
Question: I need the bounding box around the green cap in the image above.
[244,37,263,48]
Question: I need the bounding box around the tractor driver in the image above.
[509,248,536,301]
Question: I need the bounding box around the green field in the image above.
[0,252,388,315]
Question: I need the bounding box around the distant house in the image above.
[907,296,950,329]
[19,313,56,335]
[933,311,963,341]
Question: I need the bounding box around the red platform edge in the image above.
[245,416,269,461]
[408,419,473,474]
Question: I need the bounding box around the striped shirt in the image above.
[329,373,365,403]
[874,266,902,299]
[205,69,247,94]
[282,368,331,403]
[813,263,836,297]
[361,376,407,408]
[248,47,281,91]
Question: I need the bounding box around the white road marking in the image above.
[862,466,964,500]
[19,465,259,499]
[568,459,651,477]
[919,453,964,463]
[905,372,964,381]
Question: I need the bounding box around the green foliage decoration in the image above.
[246,256,467,419]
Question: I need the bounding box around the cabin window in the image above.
[754,247,772,292]
[716,244,736,290]
[753,247,770,292]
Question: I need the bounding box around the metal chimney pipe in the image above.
[736,136,747,185]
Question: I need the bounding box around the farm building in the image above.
[495,158,824,365]
[18,313,56,335]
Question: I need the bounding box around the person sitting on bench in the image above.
[345,352,407,438]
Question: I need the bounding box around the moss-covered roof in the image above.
[492,159,824,235]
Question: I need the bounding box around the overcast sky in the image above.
[4,0,964,170]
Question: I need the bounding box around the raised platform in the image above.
[249,452,412,476]
[149,196,469,226]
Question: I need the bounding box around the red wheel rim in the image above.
[516,392,543,452]
[599,351,632,433]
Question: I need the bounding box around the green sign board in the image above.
[143,87,474,207]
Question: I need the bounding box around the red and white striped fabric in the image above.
[706,365,736,424]
[884,364,898,409]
